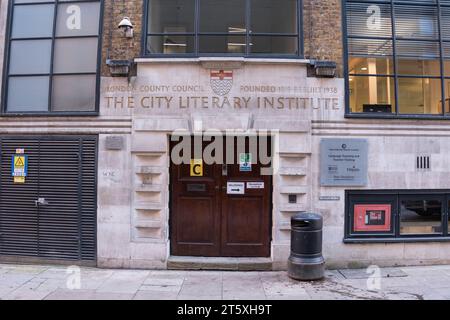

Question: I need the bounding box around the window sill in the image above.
[135,57,311,67]
[344,237,450,244]
[345,113,450,121]
[0,112,99,117]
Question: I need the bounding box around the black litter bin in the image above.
[288,213,325,281]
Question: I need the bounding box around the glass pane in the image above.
[348,38,393,57]
[397,59,441,76]
[53,38,98,73]
[52,75,96,111]
[346,2,392,38]
[7,76,49,112]
[251,0,297,34]
[199,0,245,33]
[396,40,440,58]
[349,76,395,113]
[251,36,298,55]
[349,57,394,75]
[148,0,195,33]
[199,35,246,54]
[400,199,442,235]
[394,5,438,40]
[56,2,100,37]
[147,35,195,54]
[444,79,450,114]
[398,78,442,114]
[9,40,52,75]
[15,0,54,3]
[12,4,54,38]
[441,7,450,40]
[444,78,450,114]
[443,42,450,77]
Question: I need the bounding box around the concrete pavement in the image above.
[0,263,450,300]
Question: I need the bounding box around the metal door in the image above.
[0,136,97,264]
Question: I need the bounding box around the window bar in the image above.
[298,0,303,57]
[194,0,200,56]
[391,0,399,116]
[437,0,446,116]
[48,0,59,112]
[245,0,251,56]
[3,0,15,113]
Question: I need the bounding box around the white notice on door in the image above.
[227,182,245,195]
[247,182,264,189]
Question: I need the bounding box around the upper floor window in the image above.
[144,0,302,57]
[2,0,102,114]
[344,0,450,118]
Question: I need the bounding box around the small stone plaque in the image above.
[319,196,341,201]
[105,136,125,150]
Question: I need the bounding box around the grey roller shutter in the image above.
[0,136,97,263]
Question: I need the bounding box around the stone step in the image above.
[135,166,164,174]
[278,167,308,176]
[280,186,309,195]
[278,205,308,213]
[278,152,311,158]
[135,184,163,192]
[134,220,162,229]
[135,202,165,211]
[167,256,273,271]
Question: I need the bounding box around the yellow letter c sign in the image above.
[190,159,203,177]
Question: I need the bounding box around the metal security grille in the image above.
[417,155,431,171]
[0,136,97,263]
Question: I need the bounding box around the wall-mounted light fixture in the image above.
[106,59,135,79]
[310,60,337,78]
[118,17,134,38]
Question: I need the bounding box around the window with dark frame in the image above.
[345,190,450,242]
[144,0,302,57]
[344,0,450,118]
[2,0,102,114]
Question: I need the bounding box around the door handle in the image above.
[222,164,228,176]
[35,198,48,207]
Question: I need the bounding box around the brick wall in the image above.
[101,0,344,77]
[101,0,144,76]
[303,0,344,76]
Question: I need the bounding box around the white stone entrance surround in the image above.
[96,58,341,269]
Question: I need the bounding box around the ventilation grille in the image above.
[417,155,431,171]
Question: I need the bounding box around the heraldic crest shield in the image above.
[210,70,233,96]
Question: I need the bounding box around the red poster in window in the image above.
[354,204,391,232]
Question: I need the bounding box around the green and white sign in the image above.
[239,153,252,172]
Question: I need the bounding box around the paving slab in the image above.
[134,290,179,300]
[97,270,150,294]
[44,289,135,300]
[339,268,408,279]
[143,277,184,287]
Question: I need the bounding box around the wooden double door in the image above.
[170,136,272,257]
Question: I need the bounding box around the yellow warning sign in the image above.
[190,159,203,177]
[14,156,25,168]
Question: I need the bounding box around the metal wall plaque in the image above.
[105,136,124,150]
[187,184,207,192]
[320,138,368,187]
[319,196,341,201]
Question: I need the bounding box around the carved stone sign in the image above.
[100,64,344,119]
[320,139,368,187]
